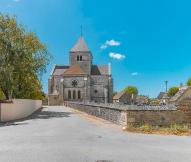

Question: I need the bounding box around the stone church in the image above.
[48,36,113,105]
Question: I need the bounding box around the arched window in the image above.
[73,90,76,99]
[78,90,81,99]
[80,55,82,61]
[68,90,71,99]
[77,55,79,61]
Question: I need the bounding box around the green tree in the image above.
[0,14,51,100]
[168,87,179,97]
[124,86,138,96]
[0,89,5,100]
[187,78,191,86]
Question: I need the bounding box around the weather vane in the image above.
[80,25,83,37]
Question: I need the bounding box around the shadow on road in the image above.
[30,108,73,120]
[0,107,73,127]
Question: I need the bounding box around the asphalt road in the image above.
[0,106,190,162]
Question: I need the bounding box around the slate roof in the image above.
[52,65,69,76]
[157,92,166,99]
[64,64,86,75]
[70,36,90,52]
[113,90,126,100]
[91,65,109,75]
[52,64,109,76]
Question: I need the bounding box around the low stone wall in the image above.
[66,102,191,127]
[0,99,42,122]
[67,102,123,125]
[125,110,191,127]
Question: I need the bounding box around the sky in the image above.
[1,0,191,97]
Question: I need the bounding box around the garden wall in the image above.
[0,99,42,122]
[66,102,191,127]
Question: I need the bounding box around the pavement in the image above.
[0,106,190,162]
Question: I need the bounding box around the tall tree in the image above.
[0,89,5,100]
[0,14,51,99]
[168,87,179,97]
[124,86,138,96]
[187,78,191,86]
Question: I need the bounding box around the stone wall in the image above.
[125,110,191,127]
[67,102,123,125]
[66,102,191,127]
[48,94,59,106]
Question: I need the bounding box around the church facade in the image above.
[48,36,113,105]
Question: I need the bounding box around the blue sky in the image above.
[1,0,191,97]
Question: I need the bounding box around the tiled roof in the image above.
[113,90,126,100]
[170,86,190,102]
[64,64,86,75]
[91,65,109,75]
[52,65,69,76]
[70,36,90,52]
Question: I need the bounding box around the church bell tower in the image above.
[69,36,93,75]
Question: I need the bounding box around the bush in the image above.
[168,87,179,97]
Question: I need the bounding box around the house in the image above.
[113,90,136,104]
[136,95,149,105]
[169,86,191,104]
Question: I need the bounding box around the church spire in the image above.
[70,36,90,52]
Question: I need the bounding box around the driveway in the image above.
[0,106,190,162]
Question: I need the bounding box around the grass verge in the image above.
[124,124,191,136]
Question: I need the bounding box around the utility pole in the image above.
[165,80,168,93]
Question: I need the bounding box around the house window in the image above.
[80,55,82,61]
[77,55,79,61]
[73,90,76,99]
[78,90,81,99]
[94,90,98,94]
[68,90,71,99]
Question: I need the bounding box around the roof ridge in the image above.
[113,90,126,100]
[70,36,90,52]
[64,64,86,75]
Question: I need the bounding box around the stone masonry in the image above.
[66,102,191,127]
[48,36,113,105]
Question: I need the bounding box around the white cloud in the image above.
[131,72,138,76]
[100,44,107,49]
[100,39,120,49]
[106,40,120,46]
[109,52,125,60]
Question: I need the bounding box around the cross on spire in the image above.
[80,25,83,37]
